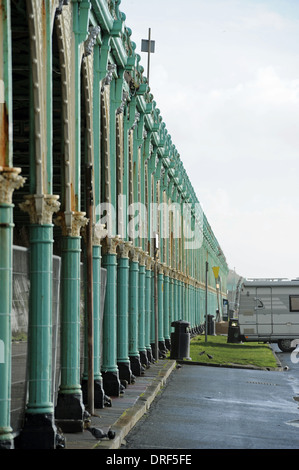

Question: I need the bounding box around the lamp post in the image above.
[141,28,155,86]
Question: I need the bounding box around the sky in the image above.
[121,0,299,280]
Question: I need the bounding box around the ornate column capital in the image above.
[163,265,170,277]
[129,246,140,263]
[20,194,60,225]
[93,223,107,246]
[145,255,154,271]
[0,167,25,204]
[101,235,121,255]
[138,249,147,266]
[157,262,166,275]
[118,240,132,259]
[169,267,176,279]
[54,210,88,236]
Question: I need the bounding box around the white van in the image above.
[238,279,299,352]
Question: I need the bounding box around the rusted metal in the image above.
[0,102,9,167]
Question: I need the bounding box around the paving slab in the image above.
[63,359,176,450]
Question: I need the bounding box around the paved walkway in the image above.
[64,359,177,449]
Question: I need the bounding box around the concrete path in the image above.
[64,359,176,449]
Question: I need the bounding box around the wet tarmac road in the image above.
[123,345,299,449]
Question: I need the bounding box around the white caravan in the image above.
[238,279,299,352]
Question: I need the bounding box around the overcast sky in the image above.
[122,0,299,280]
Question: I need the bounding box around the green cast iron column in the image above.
[81,243,106,408]
[145,258,154,363]
[0,202,14,449]
[158,264,166,356]
[0,185,25,449]
[0,1,13,449]
[177,274,181,320]
[55,234,85,432]
[18,195,59,449]
[150,266,156,358]
[170,273,175,324]
[171,272,175,331]
[163,269,170,350]
[92,244,105,404]
[186,279,189,326]
[138,255,148,368]
[117,242,133,384]
[128,249,142,375]
[0,0,24,451]
[26,225,54,412]
[180,276,184,319]
[0,167,24,449]
[101,238,121,397]
[19,223,57,448]
[173,272,178,322]
[189,281,195,329]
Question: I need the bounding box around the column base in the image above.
[146,347,155,363]
[151,343,158,360]
[159,340,168,357]
[117,361,136,384]
[129,355,144,376]
[81,379,106,409]
[102,370,121,397]
[0,435,14,450]
[151,343,167,360]
[165,338,171,351]
[139,350,150,369]
[55,392,84,433]
[17,413,57,449]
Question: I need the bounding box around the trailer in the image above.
[237,279,299,352]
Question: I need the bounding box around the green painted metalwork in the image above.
[150,268,155,347]
[82,244,104,400]
[0,0,14,449]
[138,260,146,363]
[128,256,139,357]
[0,0,231,447]
[101,252,118,373]
[117,251,130,367]
[0,203,14,447]
[58,236,82,396]
[157,269,164,344]
[163,271,170,345]
[92,245,102,381]
[25,224,54,414]
[145,263,153,359]
[93,44,101,212]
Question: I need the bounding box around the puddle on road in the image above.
[286,420,299,428]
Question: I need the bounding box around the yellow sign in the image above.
[212,266,220,279]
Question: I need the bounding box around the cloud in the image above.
[123,0,299,278]
[198,187,299,279]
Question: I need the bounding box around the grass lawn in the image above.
[186,334,279,369]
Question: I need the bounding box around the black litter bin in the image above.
[227,318,240,343]
[207,314,215,335]
[170,320,191,360]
